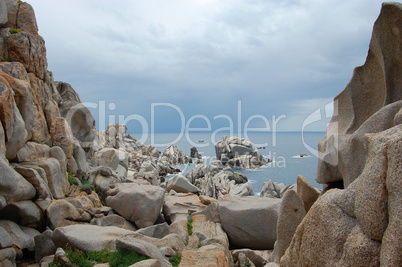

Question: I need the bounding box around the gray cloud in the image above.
[29,0,384,132]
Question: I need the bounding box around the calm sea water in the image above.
[132,132,325,194]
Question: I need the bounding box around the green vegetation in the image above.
[245,258,252,267]
[9,28,21,34]
[80,179,93,193]
[67,171,78,186]
[187,218,193,236]
[1,56,10,62]
[108,249,149,267]
[48,247,150,267]
[169,253,182,267]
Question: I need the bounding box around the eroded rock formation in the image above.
[280,3,402,266]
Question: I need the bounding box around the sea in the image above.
[131,132,325,194]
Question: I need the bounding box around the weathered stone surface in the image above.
[200,196,281,250]
[316,2,402,187]
[53,247,70,266]
[280,189,357,266]
[26,73,51,144]
[5,0,38,35]
[163,193,207,223]
[56,82,97,151]
[232,249,270,267]
[185,163,207,184]
[337,226,381,267]
[0,156,36,203]
[13,164,52,199]
[166,174,200,194]
[90,214,137,231]
[0,71,34,138]
[92,172,123,196]
[272,190,306,263]
[0,247,16,267]
[190,146,201,159]
[179,244,230,267]
[215,136,267,168]
[46,199,88,230]
[296,175,320,212]
[116,237,172,267]
[194,170,253,199]
[168,220,188,245]
[34,230,56,262]
[136,222,169,239]
[99,123,146,154]
[0,0,7,28]
[0,118,5,156]
[73,140,89,172]
[381,128,402,266]
[0,75,28,160]
[0,220,39,251]
[260,180,285,198]
[106,183,165,228]
[96,148,120,170]
[162,144,189,165]
[0,200,43,228]
[0,226,12,249]
[282,124,401,266]
[130,259,164,267]
[52,225,133,251]
[188,214,233,265]
[50,117,74,160]
[15,141,50,162]
[30,157,69,199]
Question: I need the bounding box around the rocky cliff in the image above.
[0,0,99,264]
[280,2,402,266]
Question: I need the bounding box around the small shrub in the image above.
[80,184,93,193]
[67,171,78,186]
[187,218,193,236]
[49,247,148,267]
[85,249,112,264]
[80,179,93,193]
[169,253,182,267]
[9,28,21,34]
[108,249,149,267]
[65,247,93,267]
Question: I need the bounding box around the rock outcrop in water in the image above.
[215,136,268,168]
[280,3,402,266]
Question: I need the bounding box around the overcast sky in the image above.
[28,0,384,134]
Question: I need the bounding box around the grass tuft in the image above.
[67,171,78,186]
[80,179,93,193]
[9,28,21,34]
[187,218,193,236]
[48,247,149,267]
[108,249,149,267]
[169,253,182,267]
